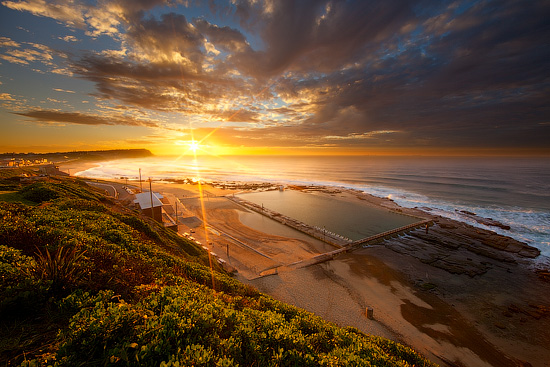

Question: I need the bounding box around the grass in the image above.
[26,246,89,292]
[0,191,37,206]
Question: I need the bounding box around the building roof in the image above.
[134,192,164,209]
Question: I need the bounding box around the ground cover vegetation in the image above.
[0,167,436,366]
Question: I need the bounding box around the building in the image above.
[134,191,164,221]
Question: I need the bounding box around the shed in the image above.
[134,191,164,221]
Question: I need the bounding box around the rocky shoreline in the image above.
[350,191,543,277]
[455,209,512,230]
[383,217,538,277]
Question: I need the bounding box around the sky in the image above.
[0,0,549,156]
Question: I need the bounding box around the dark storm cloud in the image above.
[194,18,250,53]
[126,13,204,61]
[421,1,550,95]
[250,0,550,149]
[229,0,418,76]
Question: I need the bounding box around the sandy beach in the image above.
[65,162,550,367]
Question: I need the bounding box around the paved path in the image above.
[284,219,433,270]
[86,181,119,199]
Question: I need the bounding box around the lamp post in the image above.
[149,177,154,221]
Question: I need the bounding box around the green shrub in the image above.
[52,285,435,367]
[19,183,59,203]
[54,198,109,213]
[18,181,103,205]
[0,245,49,315]
[118,214,161,241]
[0,203,43,255]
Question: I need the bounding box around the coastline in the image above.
[68,162,550,367]
[57,160,101,176]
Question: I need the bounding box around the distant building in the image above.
[134,192,164,221]
[0,157,49,167]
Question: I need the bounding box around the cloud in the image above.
[51,68,73,76]
[0,93,16,100]
[420,1,550,95]
[15,109,160,127]
[2,0,87,28]
[0,36,21,47]
[2,0,195,38]
[250,0,550,149]
[2,0,129,37]
[4,47,52,63]
[0,54,29,64]
[71,47,258,117]
[3,0,549,152]
[59,35,78,42]
[226,0,418,77]
[126,13,204,63]
[0,37,55,68]
[53,88,75,93]
[194,18,250,54]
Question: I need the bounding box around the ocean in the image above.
[75,155,550,257]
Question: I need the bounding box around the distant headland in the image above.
[0,149,153,166]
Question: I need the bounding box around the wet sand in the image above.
[67,163,550,367]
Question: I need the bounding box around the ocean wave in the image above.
[358,187,550,257]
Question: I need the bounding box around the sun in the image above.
[188,140,200,153]
[173,138,214,157]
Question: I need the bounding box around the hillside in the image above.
[0,169,435,366]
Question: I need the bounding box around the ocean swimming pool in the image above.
[238,189,418,241]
